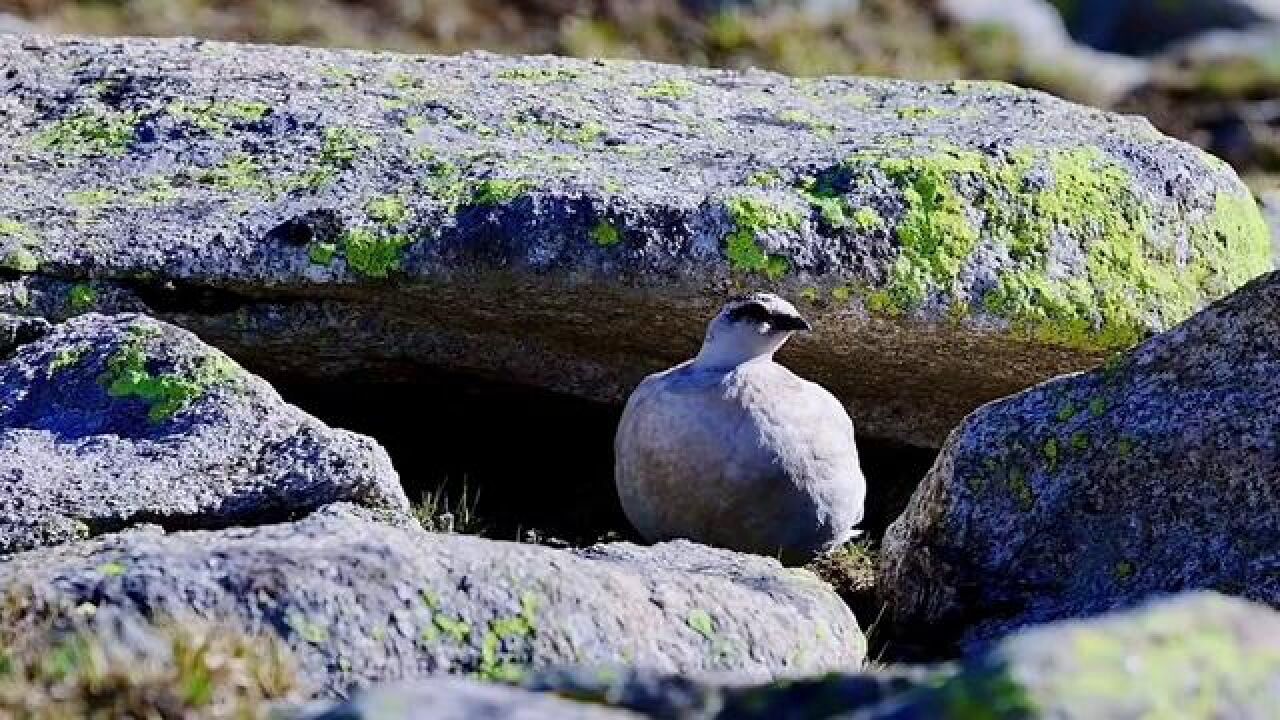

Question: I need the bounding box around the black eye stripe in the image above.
[727,302,773,324]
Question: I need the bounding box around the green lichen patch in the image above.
[308,241,337,267]
[723,195,800,280]
[871,148,983,315]
[290,126,378,191]
[0,248,38,274]
[1006,466,1034,511]
[852,206,884,231]
[365,195,410,225]
[476,592,540,682]
[67,189,115,208]
[100,327,243,423]
[897,106,942,120]
[0,219,37,273]
[421,161,469,213]
[137,177,180,205]
[286,613,329,645]
[34,110,139,157]
[193,153,268,194]
[67,284,98,312]
[590,220,622,247]
[777,109,835,138]
[340,229,414,279]
[850,144,1270,349]
[432,614,471,644]
[686,609,716,641]
[640,79,694,100]
[0,219,30,240]
[168,99,270,134]
[498,67,582,83]
[49,346,87,376]
[471,179,532,207]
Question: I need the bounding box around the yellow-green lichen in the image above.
[853,144,1270,350]
[471,179,531,207]
[49,346,87,376]
[67,284,97,312]
[1,248,38,274]
[498,67,582,83]
[872,149,983,314]
[0,220,37,273]
[686,609,716,641]
[67,189,115,208]
[1043,437,1060,471]
[724,195,799,280]
[366,195,410,225]
[193,153,267,194]
[640,79,694,100]
[1007,466,1034,511]
[291,126,378,190]
[35,110,139,157]
[168,100,269,134]
[433,615,470,644]
[1056,402,1078,423]
[476,592,539,682]
[286,613,328,645]
[777,109,834,137]
[747,170,782,188]
[308,242,337,267]
[340,229,413,279]
[590,220,622,247]
[852,207,884,231]
[1113,560,1135,582]
[100,327,243,423]
[96,562,126,577]
[897,106,942,120]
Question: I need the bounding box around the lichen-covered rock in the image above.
[292,678,641,720]
[0,312,408,554]
[507,593,1280,719]
[0,504,864,695]
[869,593,1280,719]
[0,36,1269,446]
[879,271,1280,653]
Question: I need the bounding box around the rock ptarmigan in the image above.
[614,293,865,563]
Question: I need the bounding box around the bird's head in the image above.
[694,293,811,369]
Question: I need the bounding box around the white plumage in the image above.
[614,293,865,562]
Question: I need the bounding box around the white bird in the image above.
[614,293,865,563]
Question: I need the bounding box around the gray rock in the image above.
[0,504,864,695]
[863,593,1280,719]
[0,36,1269,447]
[0,312,408,554]
[405,593,1278,719]
[293,678,640,719]
[879,270,1280,653]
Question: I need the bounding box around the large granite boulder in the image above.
[0,36,1269,447]
[0,312,407,555]
[295,678,641,720]
[879,270,1280,653]
[0,504,864,695]
[292,592,1280,719]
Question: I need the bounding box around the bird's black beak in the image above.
[771,313,811,332]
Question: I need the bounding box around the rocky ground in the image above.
[0,8,1278,720]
